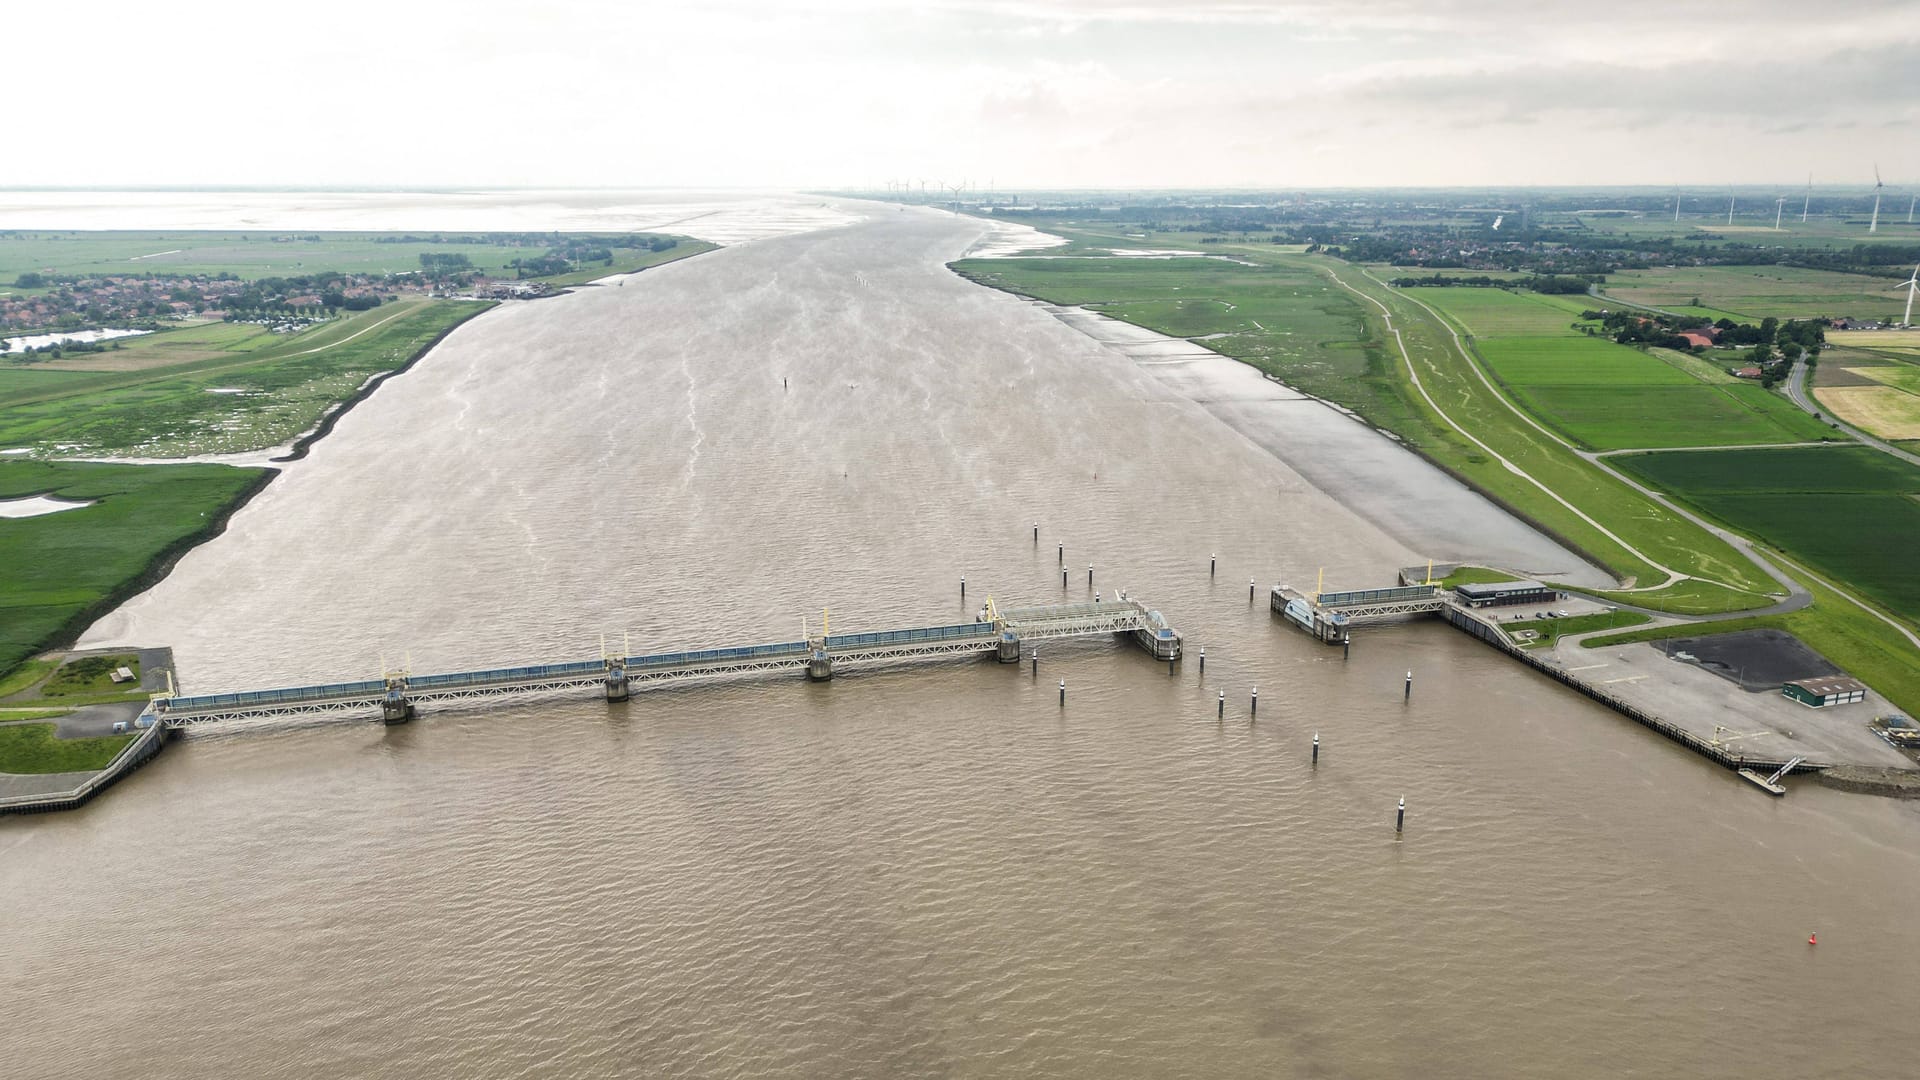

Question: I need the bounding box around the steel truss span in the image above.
[1324,599,1445,621]
[150,598,1185,728]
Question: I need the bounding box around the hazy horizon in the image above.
[0,182,1908,195]
[16,1,1917,192]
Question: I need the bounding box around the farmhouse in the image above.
[1782,675,1868,709]
[1675,331,1715,349]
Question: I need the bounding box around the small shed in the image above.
[1782,675,1868,709]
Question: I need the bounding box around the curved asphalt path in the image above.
[1785,353,1920,468]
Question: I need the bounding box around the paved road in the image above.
[1785,353,1920,468]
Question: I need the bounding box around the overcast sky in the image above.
[14,0,1917,191]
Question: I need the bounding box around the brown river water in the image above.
[6,204,1918,1078]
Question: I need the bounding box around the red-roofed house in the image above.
[1676,331,1714,349]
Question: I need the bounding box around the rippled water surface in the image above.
[6,204,1918,1078]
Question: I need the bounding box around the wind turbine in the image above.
[1673,186,1681,222]
[1802,173,1812,223]
[1870,164,1883,233]
[1727,190,1736,227]
[1775,197,1787,230]
[1909,192,1916,225]
[1901,262,1919,328]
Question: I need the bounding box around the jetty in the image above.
[1270,577,1829,784]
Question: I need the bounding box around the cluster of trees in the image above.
[503,235,680,278]
[1593,311,1711,351]
[1,337,123,364]
[418,252,473,271]
[1527,275,1592,294]
[1585,310,1825,371]
[1387,273,1594,294]
[1390,273,1513,287]
[1781,243,1920,276]
[508,254,575,277]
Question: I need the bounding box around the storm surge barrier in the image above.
[149,597,1183,728]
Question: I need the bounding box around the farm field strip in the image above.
[1847,364,1920,393]
[1615,446,1920,621]
[1407,287,1831,448]
[1604,265,1910,320]
[0,299,490,457]
[1398,286,1588,337]
[1831,329,1920,348]
[1811,385,1920,440]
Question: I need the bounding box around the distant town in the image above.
[0,231,682,357]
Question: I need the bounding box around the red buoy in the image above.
[1808,932,1817,945]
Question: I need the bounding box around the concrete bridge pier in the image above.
[997,629,1022,663]
[380,684,415,725]
[605,664,630,702]
[807,648,834,682]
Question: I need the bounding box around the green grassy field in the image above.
[37,653,138,698]
[1505,609,1649,648]
[1576,214,1920,251]
[0,299,491,456]
[1519,384,1829,449]
[1398,287,1590,338]
[1853,364,1920,393]
[952,255,1407,425]
[1471,336,1693,386]
[1406,287,1832,450]
[1602,265,1911,321]
[1615,446,1920,620]
[0,460,268,678]
[10,320,277,370]
[1438,566,1519,587]
[0,657,57,698]
[0,722,135,774]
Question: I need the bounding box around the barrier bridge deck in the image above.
[150,598,1182,727]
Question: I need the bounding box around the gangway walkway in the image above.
[151,597,1182,728]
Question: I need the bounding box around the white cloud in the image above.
[5,1,1916,189]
